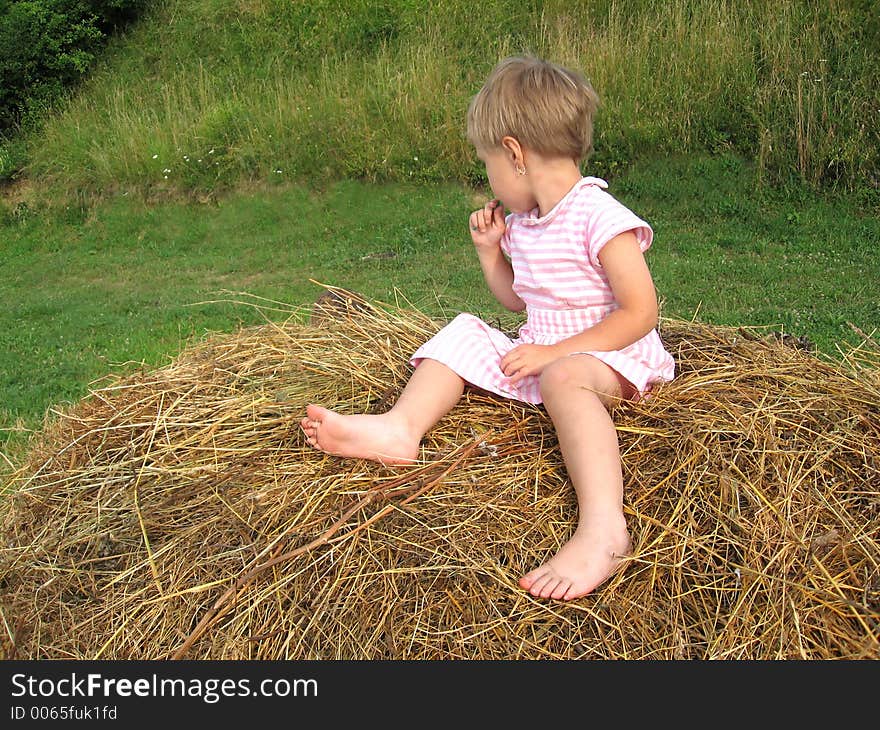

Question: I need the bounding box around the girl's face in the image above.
[477,146,536,214]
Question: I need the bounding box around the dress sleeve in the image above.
[585,191,653,267]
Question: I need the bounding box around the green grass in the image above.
[617,155,880,341]
[5,0,878,202]
[0,179,481,463]
[3,153,878,471]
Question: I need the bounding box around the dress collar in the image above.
[519,176,608,226]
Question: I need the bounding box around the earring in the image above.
[516,164,526,176]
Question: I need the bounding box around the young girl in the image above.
[301,55,675,601]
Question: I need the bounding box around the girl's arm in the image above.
[477,246,525,312]
[470,200,526,312]
[558,230,658,353]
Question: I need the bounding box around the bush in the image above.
[0,0,147,134]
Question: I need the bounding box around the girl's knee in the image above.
[539,357,586,396]
[539,355,621,402]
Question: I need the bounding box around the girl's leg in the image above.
[301,358,465,464]
[519,355,633,601]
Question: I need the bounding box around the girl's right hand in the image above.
[469,199,505,251]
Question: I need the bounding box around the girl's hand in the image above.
[469,199,505,252]
[500,343,560,385]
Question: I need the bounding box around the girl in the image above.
[301,55,675,601]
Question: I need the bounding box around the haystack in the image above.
[1,288,878,660]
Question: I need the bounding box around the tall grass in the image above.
[15,0,880,203]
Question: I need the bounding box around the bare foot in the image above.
[519,521,631,601]
[300,404,420,465]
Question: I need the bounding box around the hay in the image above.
[1,289,878,660]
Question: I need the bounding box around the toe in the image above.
[528,572,555,597]
[538,577,564,599]
[519,566,546,590]
[306,404,328,421]
[550,580,572,601]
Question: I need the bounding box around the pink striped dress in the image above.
[410,176,675,404]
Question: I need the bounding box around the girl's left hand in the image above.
[500,344,560,384]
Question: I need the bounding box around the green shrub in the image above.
[0,0,147,134]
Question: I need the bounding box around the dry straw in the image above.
[1,287,878,659]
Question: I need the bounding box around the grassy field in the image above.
[3,153,878,470]
[1,0,878,469]
[3,0,878,201]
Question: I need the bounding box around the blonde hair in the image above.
[466,55,600,163]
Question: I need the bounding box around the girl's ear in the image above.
[500,135,524,166]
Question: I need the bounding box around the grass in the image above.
[0,179,478,462]
[6,0,878,200]
[618,155,879,342]
[2,153,878,469]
